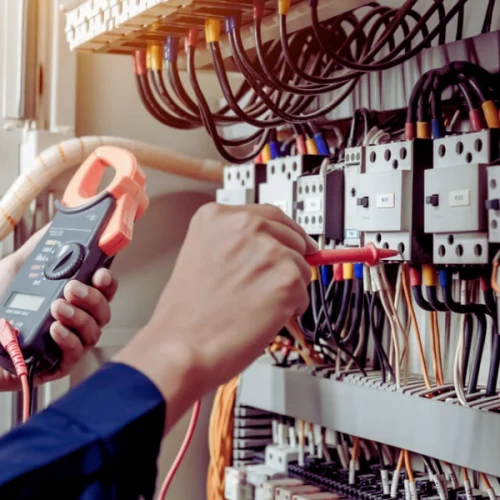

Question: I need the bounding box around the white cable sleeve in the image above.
[409,481,418,500]
[390,470,400,498]
[349,460,356,485]
[404,480,410,500]
[381,469,390,495]
[464,479,473,500]
[0,136,225,241]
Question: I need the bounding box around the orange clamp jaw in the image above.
[62,146,149,257]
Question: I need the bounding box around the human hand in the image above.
[115,203,316,429]
[0,228,118,390]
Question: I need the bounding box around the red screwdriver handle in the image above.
[305,243,399,267]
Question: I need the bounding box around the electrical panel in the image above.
[50,2,500,498]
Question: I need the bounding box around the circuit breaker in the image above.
[216,163,266,206]
[295,174,325,236]
[349,140,432,262]
[259,155,325,219]
[343,146,365,246]
[424,131,497,264]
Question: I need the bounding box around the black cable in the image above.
[483,288,497,317]
[440,271,490,317]
[359,294,371,369]
[27,359,37,418]
[462,314,473,385]
[467,312,487,394]
[331,279,353,339]
[322,0,469,73]
[135,73,197,130]
[186,45,271,163]
[310,281,320,325]
[422,455,437,475]
[412,285,434,312]
[456,0,465,40]
[482,0,496,33]
[342,279,364,345]
[238,18,338,96]
[486,324,500,396]
[151,69,201,124]
[317,273,366,374]
[426,286,448,312]
[433,458,444,475]
[370,294,394,382]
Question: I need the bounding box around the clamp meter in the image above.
[0,146,149,376]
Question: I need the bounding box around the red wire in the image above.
[157,400,201,499]
[20,375,30,423]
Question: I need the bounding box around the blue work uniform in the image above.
[0,363,165,499]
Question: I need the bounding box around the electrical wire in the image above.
[207,377,239,500]
[158,400,201,499]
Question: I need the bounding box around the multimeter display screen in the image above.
[7,293,45,312]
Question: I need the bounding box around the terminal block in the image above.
[62,0,269,53]
[216,163,266,206]
[424,131,499,264]
[224,466,255,500]
[259,155,325,219]
[343,147,365,246]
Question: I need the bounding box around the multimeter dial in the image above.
[44,243,85,280]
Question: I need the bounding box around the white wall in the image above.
[74,51,227,497]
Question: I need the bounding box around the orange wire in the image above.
[20,375,30,423]
[462,468,469,482]
[404,450,414,482]
[481,472,492,490]
[352,437,360,461]
[402,264,431,389]
[396,450,405,472]
[433,312,444,385]
[430,312,438,383]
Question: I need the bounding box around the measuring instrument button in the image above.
[44,243,85,280]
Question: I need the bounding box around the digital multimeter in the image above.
[0,146,149,376]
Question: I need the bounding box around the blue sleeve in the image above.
[0,362,166,500]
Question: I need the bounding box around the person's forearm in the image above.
[114,322,204,433]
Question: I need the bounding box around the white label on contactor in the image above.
[305,197,322,212]
[376,193,395,208]
[449,189,470,207]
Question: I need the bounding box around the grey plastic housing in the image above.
[239,359,500,476]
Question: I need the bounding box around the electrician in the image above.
[0,203,314,499]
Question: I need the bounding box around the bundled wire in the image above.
[206,377,240,500]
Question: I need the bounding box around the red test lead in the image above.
[305,243,399,267]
